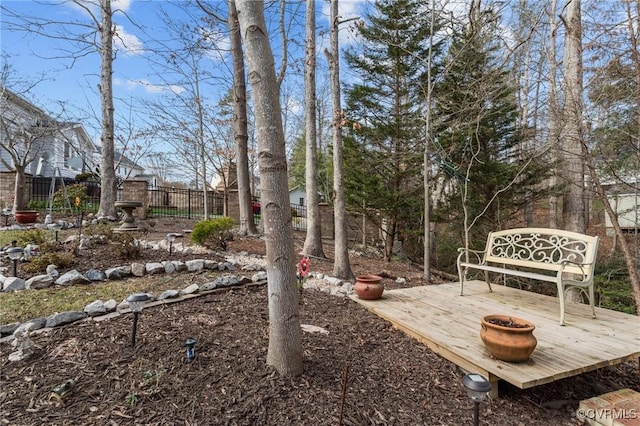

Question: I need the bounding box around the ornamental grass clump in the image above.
[190,217,235,250]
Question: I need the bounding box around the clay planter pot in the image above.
[354,275,384,300]
[480,314,537,363]
[14,210,38,224]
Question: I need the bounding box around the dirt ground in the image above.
[1,218,639,425]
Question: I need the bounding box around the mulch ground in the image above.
[1,218,639,425]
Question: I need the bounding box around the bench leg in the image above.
[458,265,465,295]
[588,284,596,319]
[484,270,492,292]
[558,285,566,326]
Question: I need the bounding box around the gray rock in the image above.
[0,322,20,337]
[219,262,236,271]
[3,277,26,292]
[103,299,117,312]
[25,274,54,290]
[158,289,179,300]
[131,263,145,277]
[395,277,407,285]
[204,260,218,270]
[172,261,187,272]
[146,262,164,275]
[46,264,59,278]
[252,271,268,282]
[105,266,131,280]
[179,284,199,295]
[325,276,343,286]
[84,300,107,317]
[163,261,176,274]
[85,269,107,282]
[200,281,218,291]
[211,275,240,288]
[26,317,47,331]
[0,273,5,285]
[78,237,91,250]
[46,311,88,328]
[55,270,90,286]
[186,259,204,272]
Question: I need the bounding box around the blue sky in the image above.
[1,0,368,145]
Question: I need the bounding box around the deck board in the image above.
[349,280,640,393]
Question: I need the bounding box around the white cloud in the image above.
[117,79,185,95]
[114,25,144,56]
[112,0,132,12]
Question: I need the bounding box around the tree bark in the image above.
[560,0,586,234]
[302,0,325,259]
[236,0,302,376]
[326,0,354,281]
[228,0,257,235]
[96,0,117,220]
[548,0,561,228]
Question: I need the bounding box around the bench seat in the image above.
[457,228,599,325]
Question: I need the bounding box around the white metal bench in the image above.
[457,228,600,325]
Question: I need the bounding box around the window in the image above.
[299,197,304,206]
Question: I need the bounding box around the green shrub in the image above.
[17,229,47,246]
[53,184,89,210]
[22,251,76,274]
[191,217,235,250]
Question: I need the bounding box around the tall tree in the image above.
[343,0,437,261]
[95,0,117,219]
[228,0,258,235]
[235,0,302,376]
[302,0,325,258]
[433,0,552,245]
[325,0,354,280]
[560,0,586,233]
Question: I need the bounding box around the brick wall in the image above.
[121,179,148,219]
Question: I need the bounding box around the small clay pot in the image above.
[480,314,537,362]
[354,275,384,300]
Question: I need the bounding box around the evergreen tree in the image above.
[432,8,553,245]
[343,0,441,261]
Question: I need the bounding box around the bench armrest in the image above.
[457,248,486,264]
[559,260,592,279]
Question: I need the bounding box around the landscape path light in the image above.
[166,233,177,257]
[126,293,151,348]
[462,373,492,426]
[185,338,196,362]
[48,222,63,242]
[1,208,10,226]
[7,247,24,277]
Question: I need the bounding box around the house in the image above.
[92,148,145,183]
[0,86,95,208]
[289,186,324,206]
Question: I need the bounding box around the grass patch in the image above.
[0,274,212,325]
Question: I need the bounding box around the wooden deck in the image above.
[349,280,640,396]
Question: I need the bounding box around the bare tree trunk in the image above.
[236,0,302,376]
[326,0,354,281]
[302,0,325,259]
[228,0,257,235]
[422,0,437,282]
[560,0,586,234]
[548,0,561,228]
[96,0,117,220]
[12,165,27,212]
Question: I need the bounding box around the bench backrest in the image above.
[483,228,599,277]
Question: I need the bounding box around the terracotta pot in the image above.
[14,210,38,224]
[354,274,384,300]
[480,314,537,362]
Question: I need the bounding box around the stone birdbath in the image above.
[114,201,142,231]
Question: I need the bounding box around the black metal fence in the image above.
[27,176,101,213]
[146,185,225,219]
[290,203,306,231]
